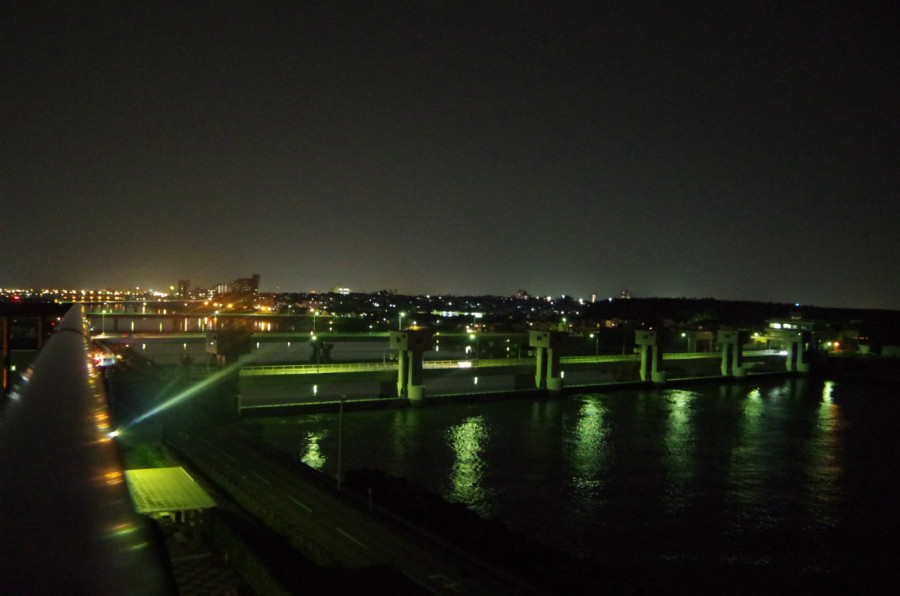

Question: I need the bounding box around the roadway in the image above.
[164,410,540,595]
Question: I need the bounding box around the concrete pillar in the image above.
[640,345,651,382]
[784,331,810,373]
[390,330,433,403]
[546,345,562,392]
[529,330,567,392]
[650,346,666,383]
[798,331,811,373]
[396,350,408,397]
[732,341,745,376]
[534,346,546,388]
[407,350,425,401]
[636,330,666,384]
[720,342,731,376]
[407,384,425,402]
[717,330,745,377]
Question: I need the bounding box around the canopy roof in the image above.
[124,467,216,514]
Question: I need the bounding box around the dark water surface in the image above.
[252,377,900,592]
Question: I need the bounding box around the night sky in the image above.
[2,1,897,308]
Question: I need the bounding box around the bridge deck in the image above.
[236,351,780,378]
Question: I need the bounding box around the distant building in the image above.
[255,293,276,310]
[331,287,351,295]
[177,280,190,298]
[231,274,260,297]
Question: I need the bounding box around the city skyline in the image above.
[2,2,897,309]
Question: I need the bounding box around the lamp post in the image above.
[337,394,346,491]
[311,335,320,371]
[590,333,599,355]
[398,311,405,331]
[469,333,479,362]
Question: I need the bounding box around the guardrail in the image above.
[0,304,173,594]
[235,350,786,377]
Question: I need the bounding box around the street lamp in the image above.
[469,333,479,362]
[337,394,346,491]
[398,311,405,331]
[311,335,320,371]
[589,333,599,355]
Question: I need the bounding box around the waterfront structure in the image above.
[718,330,747,377]
[635,329,666,383]
[529,329,566,391]
[389,328,433,402]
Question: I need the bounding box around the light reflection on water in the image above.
[569,398,608,494]
[256,377,900,587]
[807,380,843,528]
[662,389,699,516]
[446,416,493,513]
[299,430,328,468]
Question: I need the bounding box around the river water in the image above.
[250,376,900,592]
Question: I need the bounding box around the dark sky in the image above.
[2,1,897,308]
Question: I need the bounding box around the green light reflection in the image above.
[300,431,327,469]
[447,416,492,513]
[728,386,766,512]
[570,399,608,493]
[662,389,699,513]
